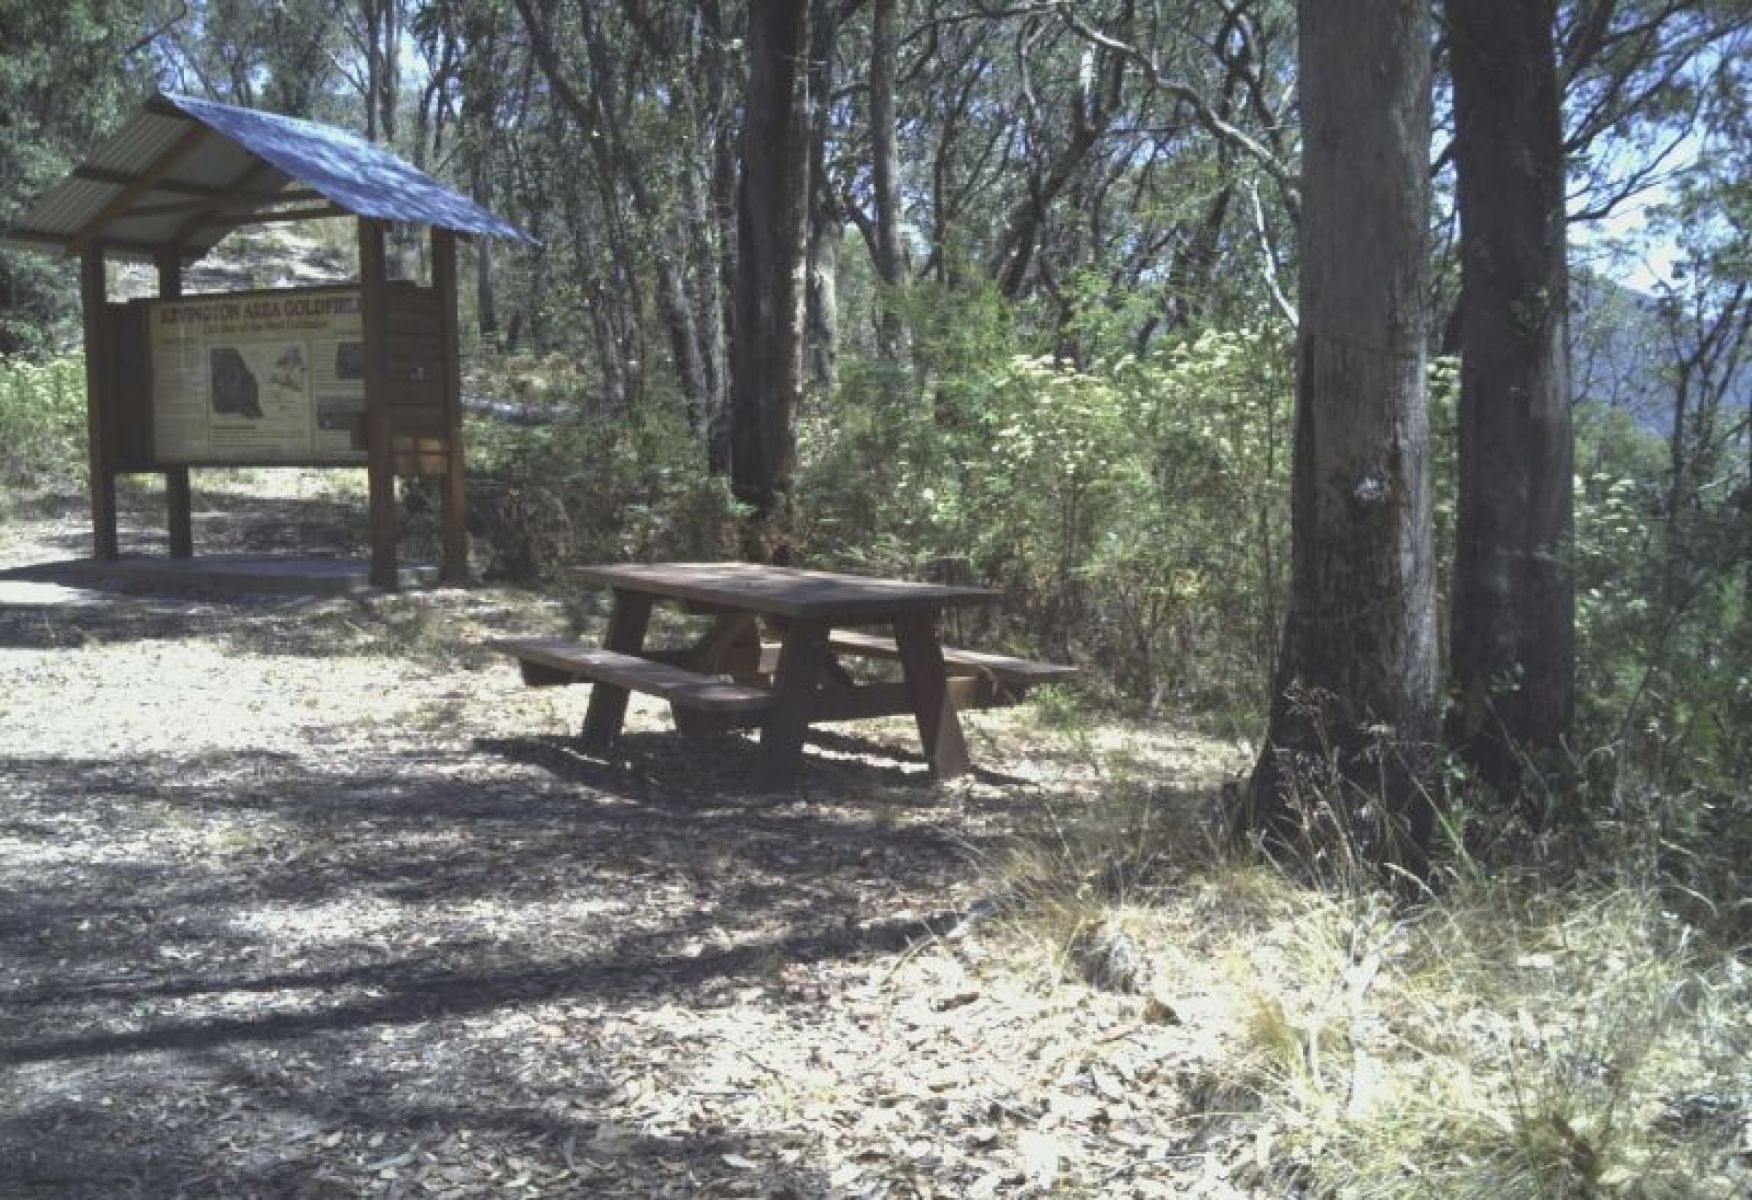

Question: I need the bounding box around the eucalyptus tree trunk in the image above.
[1241,0,1438,876]
[870,0,904,356]
[1449,0,1575,808]
[805,0,841,395]
[473,160,498,340]
[357,0,401,149]
[460,6,501,341]
[731,0,812,552]
[699,0,738,474]
[806,194,841,394]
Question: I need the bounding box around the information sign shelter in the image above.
[3,92,533,586]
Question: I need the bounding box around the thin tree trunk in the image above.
[700,0,738,475]
[1241,0,1438,877]
[805,0,840,395]
[475,198,498,339]
[731,0,812,556]
[870,0,904,356]
[1448,0,1575,808]
[807,199,840,394]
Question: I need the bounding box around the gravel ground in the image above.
[0,478,1260,1199]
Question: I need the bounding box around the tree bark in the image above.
[1448,0,1575,807]
[460,8,501,340]
[1241,0,1438,877]
[731,0,813,553]
[870,0,904,356]
[805,0,841,395]
[700,0,738,475]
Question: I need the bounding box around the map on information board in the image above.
[150,289,368,464]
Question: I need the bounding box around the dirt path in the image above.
[0,481,1253,1199]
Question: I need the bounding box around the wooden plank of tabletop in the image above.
[573,562,1000,621]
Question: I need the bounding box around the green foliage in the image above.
[0,356,86,490]
[799,309,1295,718]
[0,0,150,355]
[464,389,744,581]
[1569,417,1752,922]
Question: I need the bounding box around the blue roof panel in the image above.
[161,93,534,244]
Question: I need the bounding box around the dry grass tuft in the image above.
[981,763,1751,1198]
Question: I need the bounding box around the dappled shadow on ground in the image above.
[3,1096,825,1200]
[0,572,299,650]
[481,730,1034,808]
[1,490,96,524]
[7,484,370,562]
[0,483,1214,1197]
[0,563,544,670]
[0,735,1000,1196]
[175,486,372,558]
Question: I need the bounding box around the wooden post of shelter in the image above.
[358,218,399,589]
[431,227,469,584]
[79,246,118,561]
[155,246,194,558]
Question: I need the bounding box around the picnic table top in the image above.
[572,562,1001,621]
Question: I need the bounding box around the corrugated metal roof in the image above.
[4,92,533,261]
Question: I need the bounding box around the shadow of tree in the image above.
[0,734,1007,1195]
[0,480,1108,1196]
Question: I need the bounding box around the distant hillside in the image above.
[1570,269,1752,434]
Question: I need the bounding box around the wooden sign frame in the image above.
[79,219,468,587]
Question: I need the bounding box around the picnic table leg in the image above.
[686,612,763,680]
[673,613,762,735]
[894,612,971,779]
[755,618,830,790]
[580,590,654,749]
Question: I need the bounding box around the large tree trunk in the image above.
[1241,0,1438,876]
[731,0,812,553]
[1448,0,1575,808]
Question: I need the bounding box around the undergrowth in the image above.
[981,756,1750,1199]
[0,355,84,492]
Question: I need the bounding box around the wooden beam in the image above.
[141,95,204,123]
[808,676,1010,722]
[167,159,273,246]
[2,228,76,247]
[69,123,209,252]
[72,166,233,198]
[432,227,469,584]
[124,189,324,218]
[156,247,194,559]
[80,247,118,560]
[194,204,348,230]
[359,218,399,589]
[3,228,166,257]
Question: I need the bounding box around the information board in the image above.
[150,288,368,464]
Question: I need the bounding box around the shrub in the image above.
[0,355,85,489]
[463,397,744,581]
[799,324,1294,719]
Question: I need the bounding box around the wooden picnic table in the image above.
[493,562,1076,789]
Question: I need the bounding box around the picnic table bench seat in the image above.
[825,630,1078,688]
[490,636,773,717]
